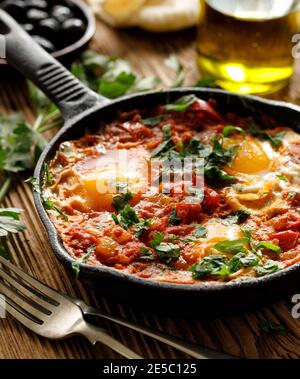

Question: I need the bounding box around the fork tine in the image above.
[0,267,57,312]
[0,280,47,322]
[1,299,42,333]
[0,256,63,303]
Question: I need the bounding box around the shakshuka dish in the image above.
[42,95,300,284]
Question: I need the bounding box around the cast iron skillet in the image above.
[1,10,300,316]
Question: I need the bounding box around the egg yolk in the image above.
[232,137,270,174]
[75,148,149,211]
[190,222,243,257]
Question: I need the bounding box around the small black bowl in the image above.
[0,0,95,68]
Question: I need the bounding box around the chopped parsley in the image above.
[135,218,152,238]
[163,94,198,113]
[112,204,139,229]
[222,125,247,138]
[139,247,156,261]
[260,320,288,335]
[149,232,180,264]
[169,208,181,226]
[71,244,96,278]
[248,124,285,148]
[112,191,133,212]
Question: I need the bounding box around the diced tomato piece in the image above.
[175,203,201,224]
[67,229,97,252]
[272,213,300,232]
[269,231,299,252]
[166,225,195,236]
[202,187,221,212]
[191,99,223,123]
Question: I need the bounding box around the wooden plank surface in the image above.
[1,18,300,359]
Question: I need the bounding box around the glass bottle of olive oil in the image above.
[197,0,300,94]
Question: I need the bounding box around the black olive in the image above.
[1,0,26,22]
[26,9,48,23]
[51,5,73,23]
[24,0,48,10]
[37,18,60,41]
[62,18,85,44]
[22,23,35,33]
[32,35,55,53]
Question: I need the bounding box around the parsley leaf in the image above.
[248,124,285,148]
[0,208,26,236]
[169,208,181,226]
[112,191,133,212]
[71,244,96,278]
[149,232,165,248]
[256,241,281,256]
[154,242,180,264]
[139,246,156,261]
[112,204,139,229]
[43,199,68,221]
[135,218,152,238]
[149,232,180,263]
[193,224,208,238]
[222,125,247,138]
[254,259,282,276]
[213,238,249,255]
[141,115,167,127]
[164,95,199,112]
[260,320,288,335]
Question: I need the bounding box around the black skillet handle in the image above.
[0,10,109,121]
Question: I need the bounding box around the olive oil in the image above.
[197,0,300,94]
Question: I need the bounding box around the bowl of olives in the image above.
[0,0,95,65]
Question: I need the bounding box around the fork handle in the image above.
[77,320,143,359]
[83,307,234,359]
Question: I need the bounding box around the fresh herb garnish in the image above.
[135,218,152,238]
[256,241,281,256]
[254,259,282,276]
[112,204,139,229]
[44,162,52,186]
[193,224,208,238]
[248,124,285,148]
[222,125,247,138]
[72,50,160,99]
[169,208,181,226]
[213,238,249,255]
[43,199,68,221]
[276,174,288,182]
[151,125,173,157]
[164,95,198,113]
[25,176,41,194]
[71,244,96,278]
[112,191,133,212]
[0,208,26,236]
[260,320,288,335]
[139,246,156,261]
[149,232,180,264]
[190,255,230,279]
[141,115,167,127]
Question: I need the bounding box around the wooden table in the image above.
[1,18,300,359]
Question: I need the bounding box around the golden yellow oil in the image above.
[197,0,300,94]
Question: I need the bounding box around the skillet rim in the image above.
[33,87,300,294]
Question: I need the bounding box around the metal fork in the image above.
[0,256,234,359]
[0,256,141,359]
